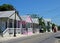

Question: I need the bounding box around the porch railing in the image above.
[3,28,9,35]
[3,28,22,35]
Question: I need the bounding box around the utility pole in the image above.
[14,11,16,37]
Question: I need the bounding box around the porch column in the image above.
[7,19,9,35]
[7,19,9,28]
[16,20,18,34]
[20,21,22,34]
[16,20,18,28]
[12,19,14,34]
[12,19,14,28]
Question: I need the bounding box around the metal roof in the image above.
[21,16,32,23]
[44,19,51,22]
[21,16,39,24]
[0,11,15,18]
[0,11,21,20]
[32,18,39,24]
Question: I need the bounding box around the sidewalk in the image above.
[0,32,53,42]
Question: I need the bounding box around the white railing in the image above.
[3,28,22,35]
[3,28,9,35]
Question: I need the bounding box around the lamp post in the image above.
[14,11,16,37]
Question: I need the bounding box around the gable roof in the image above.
[21,15,32,23]
[32,18,39,24]
[44,19,51,22]
[21,15,39,24]
[0,11,21,20]
[0,11,15,18]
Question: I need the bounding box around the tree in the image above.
[0,4,15,11]
[39,17,46,32]
[39,17,43,25]
[47,22,51,32]
[52,23,56,31]
[52,23,55,27]
[52,23,55,29]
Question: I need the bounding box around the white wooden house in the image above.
[21,16,33,35]
[0,11,22,37]
[44,19,52,32]
[21,15,39,34]
[31,18,39,33]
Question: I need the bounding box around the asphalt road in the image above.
[1,32,60,43]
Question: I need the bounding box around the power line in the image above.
[40,6,60,15]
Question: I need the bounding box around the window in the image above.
[22,24,26,28]
[9,19,13,28]
[26,23,31,28]
[9,22,12,28]
[5,22,7,28]
[18,21,20,28]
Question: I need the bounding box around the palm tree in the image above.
[39,17,46,32]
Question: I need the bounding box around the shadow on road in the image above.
[55,36,60,39]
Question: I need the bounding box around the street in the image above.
[1,32,60,43]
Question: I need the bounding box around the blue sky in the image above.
[0,0,60,25]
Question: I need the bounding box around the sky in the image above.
[0,0,60,25]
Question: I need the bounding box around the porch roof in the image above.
[0,11,15,18]
[32,18,39,24]
[0,11,21,20]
